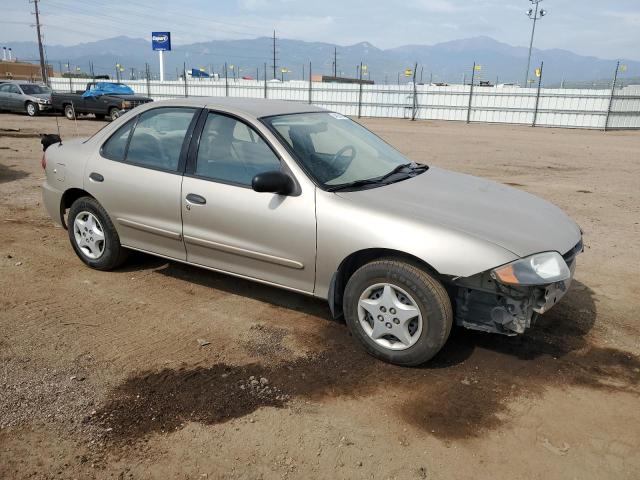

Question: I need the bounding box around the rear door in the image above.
[181,111,316,293]
[0,84,10,109]
[84,106,200,259]
[5,84,22,111]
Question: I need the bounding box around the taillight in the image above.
[41,152,47,170]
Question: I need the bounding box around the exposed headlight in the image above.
[491,251,570,286]
[121,100,132,109]
[36,98,50,104]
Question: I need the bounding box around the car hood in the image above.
[30,93,51,100]
[335,166,581,258]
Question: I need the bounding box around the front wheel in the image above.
[108,108,121,121]
[25,101,38,117]
[343,259,453,366]
[67,197,128,270]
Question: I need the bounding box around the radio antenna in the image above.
[71,101,79,137]
[55,116,62,145]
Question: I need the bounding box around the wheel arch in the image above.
[327,248,444,319]
[59,188,94,229]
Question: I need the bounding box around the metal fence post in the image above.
[308,62,312,104]
[358,61,363,118]
[411,62,418,121]
[225,62,229,97]
[183,62,188,97]
[532,61,544,127]
[263,62,267,98]
[604,61,620,132]
[67,61,72,93]
[145,63,151,98]
[466,62,476,124]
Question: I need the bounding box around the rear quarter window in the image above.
[100,119,135,161]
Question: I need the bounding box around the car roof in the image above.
[143,97,327,119]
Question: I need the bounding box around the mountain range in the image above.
[3,35,638,85]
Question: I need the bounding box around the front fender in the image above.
[315,190,517,299]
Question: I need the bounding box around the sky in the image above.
[1,0,639,60]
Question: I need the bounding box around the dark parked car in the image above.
[51,82,152,121]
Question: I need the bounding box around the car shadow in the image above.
[124,251,596,366]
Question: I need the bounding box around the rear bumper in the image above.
[42,181,64,227]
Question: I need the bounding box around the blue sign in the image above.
[152,32,171,51]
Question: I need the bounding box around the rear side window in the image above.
[126,108,196,171]
[100,107,196,170]
[101,120,134,160]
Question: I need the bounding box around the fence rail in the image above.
[49,77,640,130]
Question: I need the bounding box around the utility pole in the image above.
[334,47,337,77]
[30,0,48,84]
[524,0,547,88]
[272,30,277,80]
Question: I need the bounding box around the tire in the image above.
[67,196,128,270]
[25,101,38,117]
[108,108,120,121]
[343,259,453,366]
[64,104,76,120]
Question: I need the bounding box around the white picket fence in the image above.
[49,77,640,130]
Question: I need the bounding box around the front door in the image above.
[85,106,199,260]
[181,111,316,293]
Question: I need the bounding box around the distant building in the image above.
[311,74,374,85]
[0,60,53,82]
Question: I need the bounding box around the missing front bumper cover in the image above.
[452,265,573,335]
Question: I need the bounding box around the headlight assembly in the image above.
[491,251,570,286]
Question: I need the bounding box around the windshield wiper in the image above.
[326,178,384,192]
[326,163,427,192]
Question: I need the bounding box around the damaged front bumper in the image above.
[452,240,582,335]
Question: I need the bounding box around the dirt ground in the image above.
[1,111,639,480]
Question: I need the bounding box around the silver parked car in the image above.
[41,98,582,365]
[0,80,52,116]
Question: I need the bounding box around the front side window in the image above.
[1,84,21,94]
[195,113,281,186]
[263,112,424,189]
[125,107,196,171]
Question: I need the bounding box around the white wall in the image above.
[49,77,640,130]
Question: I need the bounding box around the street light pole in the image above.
[524,0,547,88]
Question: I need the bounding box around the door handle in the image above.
[89,172,104,182]
[185,193,206,205]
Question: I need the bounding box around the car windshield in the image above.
[263,112,426,189]
[20,84,51,95]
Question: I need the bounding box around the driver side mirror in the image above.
[251,171,294,195]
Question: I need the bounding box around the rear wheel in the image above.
[108,108,121,121]
[64,104,76,120]
[25,101,38,117]
[343,259,452,366]
[68,197,128,270]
